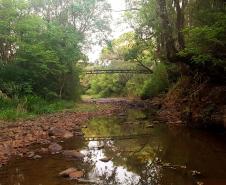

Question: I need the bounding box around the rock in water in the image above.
[27,151,35,158]
[63,131,74,139]
[48,143,63,154]
[59,168,77,177]
[99,157,111,162]
[62,150,85,159]
[33,155,42,160]
[146,124,154,128]
[191,170,202,177]
[76,178,100,184]
[153,121,160,124]
[48,127,73,139]
[196,182,204,185]
[69,171,84,179]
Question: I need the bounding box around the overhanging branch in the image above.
[136,60,153,73]
[108,8,140,12]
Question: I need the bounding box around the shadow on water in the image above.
[1,109,226,185]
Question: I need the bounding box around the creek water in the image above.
[1,109,226,185]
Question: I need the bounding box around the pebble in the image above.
[146,124,154,128]
[191,170,202,177]
[196,182,204,185]
[33,155,42,160]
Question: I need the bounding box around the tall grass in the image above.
[0,96,74,121]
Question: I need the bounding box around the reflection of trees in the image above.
[84,110,148,138]
[83,137,163,184]
[0,167,25,185]
[100,167,118,185]
[95,165,141,185]
[137,146,163,185]
[82,111,166,184]
[136,161,162,185]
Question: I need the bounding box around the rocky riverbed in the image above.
[0,101,124,166]
[1,102,226,185]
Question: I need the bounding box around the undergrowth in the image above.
[0,96,74,121]
[141,63,169,99]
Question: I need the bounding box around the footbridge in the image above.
[85,69,152,74]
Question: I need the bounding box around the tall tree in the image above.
[157,0,177,60]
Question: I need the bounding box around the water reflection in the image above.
[81,141,140,185]
[1,109,226,185]
[79,110,173,185]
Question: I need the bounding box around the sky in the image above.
[87,0,133,62]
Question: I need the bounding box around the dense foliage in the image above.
[85,0,225,99]
[1,0,225,119]
[84,30,169,98]
[124,0,226,75]
[0,0,111,119]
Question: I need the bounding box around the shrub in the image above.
[87,74,126,98]
[141,63,169,99]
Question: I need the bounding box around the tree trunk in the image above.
[59,75,66,99]
[157,0,177,60]
[174,0,186,50]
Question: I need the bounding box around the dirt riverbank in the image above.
[158,77,226,128]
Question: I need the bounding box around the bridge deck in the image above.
[85,69,152,74]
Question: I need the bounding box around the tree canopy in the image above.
[0,0,111,100]
[124,0,226,78]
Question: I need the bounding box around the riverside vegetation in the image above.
[83,0,226,128]
[1,0,225,125]
[0,0,111,120]
[0,0,226,184]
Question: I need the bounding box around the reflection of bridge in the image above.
[84,133,152,141]
[85,69,152,74]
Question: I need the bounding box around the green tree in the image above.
[0,0,112,101]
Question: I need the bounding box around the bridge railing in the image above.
[85,69,152,74]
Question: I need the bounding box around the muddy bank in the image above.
[158,77,226,129]
[0,102,124,166]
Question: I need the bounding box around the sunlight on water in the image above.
[81,141,140,185]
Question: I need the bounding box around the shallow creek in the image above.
[1,109,226,185]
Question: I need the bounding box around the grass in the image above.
[0,96,75,121]
[0,95,114,122]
